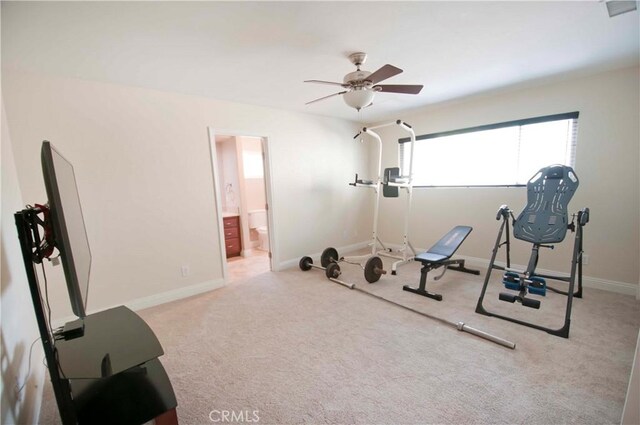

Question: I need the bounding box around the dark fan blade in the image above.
[374,84,423,94]
[366,64,403,84]
[304,80,348,87]
[305,91,347,105]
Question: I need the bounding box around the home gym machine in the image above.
[475,164,589,338]
[317,120,418,283]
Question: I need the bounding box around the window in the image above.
[242,151,264,179]
[399,112,579,187]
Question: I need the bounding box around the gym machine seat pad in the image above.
[415,226,473,264]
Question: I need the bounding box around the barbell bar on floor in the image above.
[321,247,387,283]
[353,286,516,349]
[299,256,355,289]
[300,254,516,350]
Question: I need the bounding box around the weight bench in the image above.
[403,226,479,300]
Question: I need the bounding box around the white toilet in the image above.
[248,210,269,251]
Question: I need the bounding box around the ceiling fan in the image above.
[304,52,423,111]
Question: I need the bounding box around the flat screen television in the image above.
[41,141,91,318]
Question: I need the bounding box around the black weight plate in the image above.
[299,256,313,271]
[325,262,341,279]
[321,247,339,268]
[364,256,383,283]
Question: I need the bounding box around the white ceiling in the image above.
[2,1,638,122]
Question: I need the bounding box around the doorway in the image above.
[208,129,275,284]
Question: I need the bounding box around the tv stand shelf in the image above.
[70,355,176,425]
[16,205,178,424]
[56,306,164,379]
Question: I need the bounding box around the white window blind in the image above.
[399,112,579,187]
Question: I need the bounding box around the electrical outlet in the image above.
[181,265,190,277]
[582,254,590,265]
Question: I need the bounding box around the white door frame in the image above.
[207,127,278,282]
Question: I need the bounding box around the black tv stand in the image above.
[16,207,177,424]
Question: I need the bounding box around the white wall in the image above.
[372,66,639,290]
[2,69,370,320]
[1,100,45,425]
[240,137,266,213]
[236,136,266,250]
[215,138,240,213]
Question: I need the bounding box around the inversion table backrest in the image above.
[513,164,579,244]
[415,226,473,264]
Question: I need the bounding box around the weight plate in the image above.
[321,247,339,268]
[299,256,313,271]
[325,262,341,279]
[364,256,384,283]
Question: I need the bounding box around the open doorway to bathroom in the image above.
[208,130,274,284]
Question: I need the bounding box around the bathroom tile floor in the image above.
[226,249,271,283]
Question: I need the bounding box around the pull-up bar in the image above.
[353,120,417,274]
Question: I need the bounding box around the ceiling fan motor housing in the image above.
[344,70,372,86]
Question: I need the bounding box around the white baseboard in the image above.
[32,360,47,425]
[53,279,225,327]
[290,240,639,297]
[16,357,47,425]
[279,240,372,270]
[458,254,638,297]
[124,278,225,311]
[242,246,261,256]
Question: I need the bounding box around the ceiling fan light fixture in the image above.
[343,89,375,111]
[304,52,422,111]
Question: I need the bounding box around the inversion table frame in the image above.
[475,165,589,338]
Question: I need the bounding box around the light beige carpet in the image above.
[39,255,639,424]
